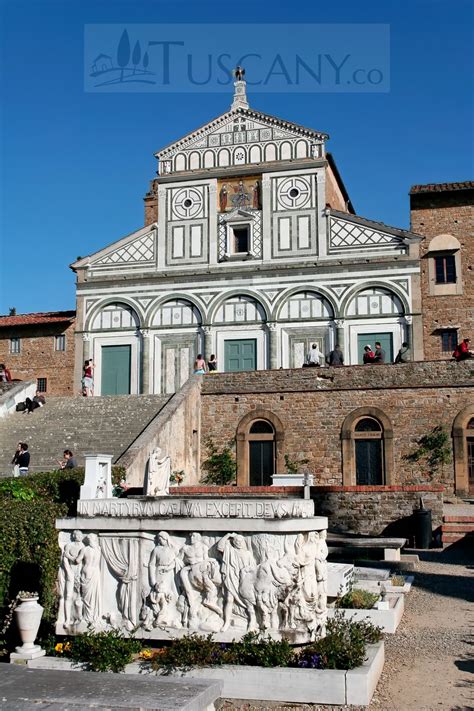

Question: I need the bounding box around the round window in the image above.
[183,198,193,208]
[289,187,300,198]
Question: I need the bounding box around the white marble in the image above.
[80,454,113,500]
[56,498,328,643]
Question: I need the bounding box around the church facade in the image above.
[72,75,424,396]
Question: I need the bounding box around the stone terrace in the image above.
[201,359,473,394]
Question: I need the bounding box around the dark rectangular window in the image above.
[9,337,20,354]
[37,377,47,392]
[435,255,456,284]
[440,330,458,353]
[232,226,250,253]
[55,334,66,351]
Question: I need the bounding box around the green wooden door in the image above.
[357,333,393,364]
[101,345,131,395]
[224,339,257,372]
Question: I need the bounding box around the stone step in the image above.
[443,515,474,523]
[0,394,171,476]
[441,523,474,533]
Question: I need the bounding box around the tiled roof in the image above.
[0,310,76,328]
[410,181,474,194]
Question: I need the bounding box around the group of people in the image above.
[193,354,217,375]
[304,341,412,367]
[10,445,77,477]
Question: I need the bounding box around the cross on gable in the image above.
[233,116,247,132]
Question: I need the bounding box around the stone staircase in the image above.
[441,502,474,546]
[0,395,171,476]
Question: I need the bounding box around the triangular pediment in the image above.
[219,208,256,224]
[156,108,328,159]
[71,224,157,271]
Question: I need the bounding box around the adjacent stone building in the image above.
[410,181,473,360]
[0,311,76,395]
[200,361,473,496]
[71,75,424,396]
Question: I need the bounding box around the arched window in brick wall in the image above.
[341,407,394,486]
[236,409,285,486]
[452,406,474,496]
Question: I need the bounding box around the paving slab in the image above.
[0,664,222,711]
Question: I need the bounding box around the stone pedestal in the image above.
[56,496,328,643]
[80,454,113,500]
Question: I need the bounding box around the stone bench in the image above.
[327,534,407,561]
[3,664,222,710]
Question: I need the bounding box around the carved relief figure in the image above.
[219,184,228,212]
[179,532,221,626]
[217,533,255,631]
[77,533,102,625]
[58,530,84,629]
[148,532,182,627]
[146,447,170,497]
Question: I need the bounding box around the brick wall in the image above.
[0,322,76,396]
[410,188,474,359]
[201,362,473,494]
[144,179,158,225]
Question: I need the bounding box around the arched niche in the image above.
[341,407,394,485]
[236,408,285,486]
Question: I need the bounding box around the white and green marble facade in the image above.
[73,79,422,395]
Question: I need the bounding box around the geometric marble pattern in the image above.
[95,232,155,265]
[330,217,399,250]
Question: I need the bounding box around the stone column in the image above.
[335,319,345,352]
[82,333,90,361]
[202,326,213,363]
[140,329,150,394]
[404,315,414,358]
[267,322,278,369]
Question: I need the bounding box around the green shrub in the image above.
[336,589,379,610]
[69,628,142,673]
[0,499,66,622]
[150,632,294,673]
[296,612,383,671]
[200,438,236,485]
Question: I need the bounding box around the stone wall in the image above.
[118,376,202,487]
[410,187,474,360]
[312,485,444,538]
[200,361,473,493]
[0,321,76,396]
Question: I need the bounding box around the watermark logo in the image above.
[85,24,390,93]
[89,29,155,86]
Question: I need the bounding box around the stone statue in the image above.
[148,532,182,627]
[217,533,255,631]
[146,447,170,497]
[234,66,245,81]
[58,530,84,629]
[76,533,102,625]
[179,532,222,627]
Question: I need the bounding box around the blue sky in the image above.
[0,0,472,314]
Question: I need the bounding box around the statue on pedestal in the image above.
[146,447,171,497]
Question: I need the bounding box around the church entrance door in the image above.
[101,345,131,395]
[224,339,256,372]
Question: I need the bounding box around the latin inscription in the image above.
[77,498,313,520]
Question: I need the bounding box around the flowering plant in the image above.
[170,470,185,485]
[54,641,72,655]
[112,481,129,498]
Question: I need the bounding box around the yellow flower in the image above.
[64,642,72,652]
[55,643,64,653]
[140,649,153,659]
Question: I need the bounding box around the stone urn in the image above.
[14,594,44,654]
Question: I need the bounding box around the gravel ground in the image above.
[218,537,474,711]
